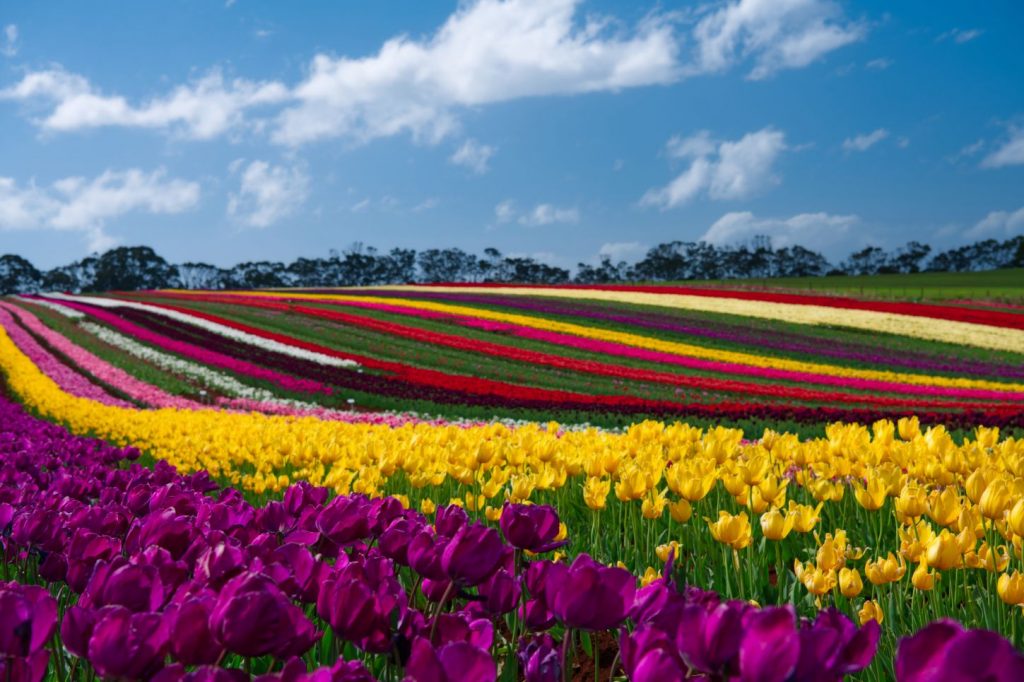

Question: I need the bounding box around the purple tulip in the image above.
[477,567,521,616]
[316,557,405,654]
[316,496,371,546]
[408,530,447,581]
[0,582,57,662]
[620,627,687,682]
[87,606,169,680]
[500,503,567,553]
[545,554,636,631]
[405,637,496,682]
[441,522,504,586]
[434,505,468,538]
[81,559,166,612]
[895,619,1024,682]
[210,571,320,659]
[519,634,562,682]
[740,606,800,682]
[795,608,879,680]
[428,612,494,650]
[166,593,224,666]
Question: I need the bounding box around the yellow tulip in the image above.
[998,571,1024,606]
[865,552,907,585]
[1008,498,1024,537]
[895,484,928,519]
[420,498,436,516]
[641,489,668,519]
[706,511,753,551]
[787,501,824,534]
[854,476,887,511]
[656,541,681,564]
[669,498,692,523]
[839,567,863,598]
[912,560,936,591]
[795,560,836,596]
[925,530,962,570]
[858,600,884,626]
[816,534,847,572]
[640,566,661,587]
[926,488,961,528]
[615,468,649,502]
[583,477,610,510]
[979,478,1012,520]
[760,509,795,541]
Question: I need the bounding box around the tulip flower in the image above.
[854,476,887,511]
[499,503,567,553]
[404,637,496,682]
[582,477,610,510]
[210,572,320,659]
[87,606,169,680]
[760,508,795,541]
[545,554,636,631]
[706,511,753,550]
[925,530,962,571]
[895,620,1024,681]
[839,568,864,598]
[518,635,561,682]
[859,600,884,625]
[911,561,936,591]
[441,522,504,586]
[997,571,1024,606]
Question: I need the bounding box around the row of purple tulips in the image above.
[2,388,1023,681]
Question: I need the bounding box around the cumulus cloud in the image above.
[0,67,289,139]
[0,0,863,148]
[981,127,1024,168]
[449,139,496,174]
[689,0,864,80]
[598,241,646,261]
[700,210,861,258]
[227,160,310,228]
[966,206,1024,239]
[494,200,578,226]
[842,128,889,152]
[1,24,17,57]
[273,0,680,145]
[641,127,787,209]
[0,168,199,251]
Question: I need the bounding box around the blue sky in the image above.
[1,0,1022,270]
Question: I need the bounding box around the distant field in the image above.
[685,268,1024,303]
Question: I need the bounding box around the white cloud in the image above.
[449,139,496,174]
[689,0,864,80]
[350,198,371,213]
[0,168,199,251]
[966,206,1024,239]
[641,127,787,209]
[273,0,680,145]
[0,1,864,148]
[865,57,892,70]
[494,200,517,223]
[1,24,17,57]
[842,128,889,152]
[937,28,983,44]
[519,203,579,226]
[227,160,309,228]
[0,67,289,139]
[981,128,1024,168]
[494,199,578,226]
[598,241,646,261]
[700,210,861,258]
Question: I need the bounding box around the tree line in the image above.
[1,235,1022,295]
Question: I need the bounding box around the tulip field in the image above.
[2,284,1024,681]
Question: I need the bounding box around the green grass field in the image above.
[684,268,1024,303]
